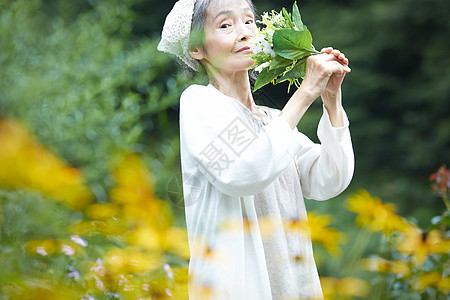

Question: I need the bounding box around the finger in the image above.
[321,47,333,54]
[327,61,351,74]
[339,55,349,65]
[324,53,350,67]
[331,49,341,56]
[337,53,349,64]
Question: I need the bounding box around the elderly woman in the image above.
[158,0,354,298]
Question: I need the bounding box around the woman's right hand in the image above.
[297,48,351,103]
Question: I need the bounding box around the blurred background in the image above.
[0,0,449,299]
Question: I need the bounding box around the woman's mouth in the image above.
[236,46,252,53]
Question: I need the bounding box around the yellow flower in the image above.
[219,216,278,240]
[189,236,229,266]
[25,239,58,256]
[188,282,218,300]
[284,212,346,256]
[125,226,162,251]
[0,119,92,210]
[110,153,155,205]
[414,272,450,293]
[397,226,449,266]
[170,266,189,299]
[69,218,127,236]
[162,226,190,259]
[347,189,409,234]
[104,246,163,276]
[109,153,174,231]
[362,257,410,277]
[85,203,120,219]
[321,276,369,299]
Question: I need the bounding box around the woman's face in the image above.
[196,0,256,73]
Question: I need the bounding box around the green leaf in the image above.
[273,29,316,60]
[281,8,294,29]
[278,58,307,83]
[253,67,283,92]
[292,2,305,31]
[270,55,292,70]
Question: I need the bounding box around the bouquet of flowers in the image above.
[249,1,320,92]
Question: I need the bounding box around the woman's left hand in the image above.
[320,47,350,98]
[319,47,350,127]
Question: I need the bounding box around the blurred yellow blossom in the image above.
[25,238,86,257]
[0,119,92,210]
[109,153,155,205]
[109,153,174,231]
[188,282,218,300]
[414,272,450,293]
[321,276,370,299]
[347,189,409,234]
[104,246,163,276]
[125,225,162,251]
[25,239,57,256]
[162,226,191,259]
[397,226,450,266]
[283,212,346,256]
[170,266,189,299]
[69,218,127,236]
[85,203,120,219]
[220,216,278,240]
[362,257,410,277]
[189,237,229,266]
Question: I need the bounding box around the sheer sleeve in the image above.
[293,105,354,200]
[179,85,303,197]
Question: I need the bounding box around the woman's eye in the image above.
[245,19,254,24]
[220,24,230,29]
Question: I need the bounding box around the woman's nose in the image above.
[238,23,253,41]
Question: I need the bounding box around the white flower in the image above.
[94,275,106,291]
[90,258,105,276]
[36,246,47,256]
[106,292,119,299]
[118,274,133,291]
[261,39,275,58]
[164,263,174,279]
[249,37,261,54]
[70,235,88,247]
[67,266,80,280]
[255,62,270,73]
[61,244,75,255]
[68,270,80,280]
[273,13,284,26]
[165,288,173,297]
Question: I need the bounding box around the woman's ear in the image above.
[189,47,205,61]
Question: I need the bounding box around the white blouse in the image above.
[179,84,354,300]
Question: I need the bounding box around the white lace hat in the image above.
[157,0,200,71]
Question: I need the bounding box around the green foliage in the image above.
[291,1,305,31]
[0,189,76,292]
[0,0,186,200]
[272,29,315,60]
